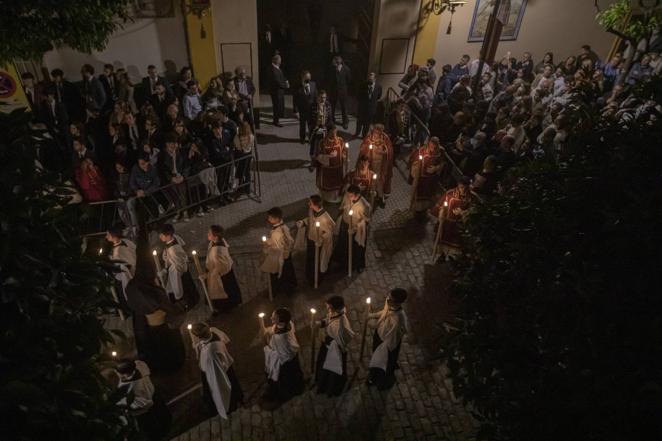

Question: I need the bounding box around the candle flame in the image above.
[373,173,377,179]
[348,209,354,216]
[152,250,157,256]
[261,235,267,242]
[419,155,423,160]
[315,221,320,228]
[111,351,117,357]
[366,297,371,304]
[98,248,103,255]
[258,312,265,318]
[187,324,192,330]
[191,250,197,256]
[443,201,448,207]
[344,142,349,148]
[310,308,317,314]
[369,144,373,150]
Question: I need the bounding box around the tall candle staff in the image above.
[262,236,273,301]
[152,249,166,287]
[370,173,378,212]
[431,200,448,263]
[344,142,350,175]
[309,308,317,373]
[191,250,214,310]
[359,297,372,362]
[314,221,321,289]
[347,209,354,278]
[409,154,424,211]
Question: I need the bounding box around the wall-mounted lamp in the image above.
[431,0,467,34]
[186,0,211,39]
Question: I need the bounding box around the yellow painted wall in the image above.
[413,1,442,66]
[185,6,218,88]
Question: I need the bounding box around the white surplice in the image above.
[205,239,233,300]
[264,322,300,381]
[195,328,234,419]
[321,311,355,375]
[259,222,294,276]
[368,304,409,372]
[336,196,371,247]
[111,239,136,293]
[162,234,188,300]
[294,209,336,273]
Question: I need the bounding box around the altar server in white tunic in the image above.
[205,224,242,311]
[367,288,409,390]
[116,359,171,441]
[259,207,297,295]
[294,194,336,285]
[261,307,305,405]
[106,226,136,299]
[190,322,244,419]
[158,223,191,304]
[314,295,356,396]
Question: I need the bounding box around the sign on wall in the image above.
[0,64,29,113]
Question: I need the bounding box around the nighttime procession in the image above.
[1,1,661,440]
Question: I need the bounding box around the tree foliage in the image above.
[0,111,134,440]
[441,81,662,441]
[0,0,131,64]
[597,0,661,44]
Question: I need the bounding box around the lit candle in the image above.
[359,296,372,360]
[443,200,448,207]
[369,144,373,150]
[261,235,267,243]
[98,248,103,256]
[111,351,117,358]
[310,308,317,330]
[309,308,317,373]
[258,312,266,332]
[152,249,162,273]
[186,323,196,347]
[348,209,354,277]
[344,142,349,149]
[191,250,203,276]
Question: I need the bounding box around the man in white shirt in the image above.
[183,80,202,121]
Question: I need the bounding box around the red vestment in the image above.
[358,131,394,195]
[431,187,473,251]
[316,135,345,193]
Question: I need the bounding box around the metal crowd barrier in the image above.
[82,148,261,237]
[385,87,465,183]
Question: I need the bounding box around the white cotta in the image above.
[205,239,233,300]
[264,322,300,381]
[162,235,188,300]
[335,196,371,247]
[368,304,409,372]
[322,311,356,375]
[116,360,154,416]
[111,239,137,291]
[293,210,336,273]
[196,328,234,419]
[259,223,294,276]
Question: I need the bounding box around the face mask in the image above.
[470,138,478,147]
[304,79,311,84]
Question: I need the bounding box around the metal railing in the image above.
[385,87,465,183]
[82,146,261,237]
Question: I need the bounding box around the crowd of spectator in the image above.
[386,44,662,196]
[23,63,257,230]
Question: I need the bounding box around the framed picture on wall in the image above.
[468,0,528,42]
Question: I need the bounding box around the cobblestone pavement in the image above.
[105,108,476,441]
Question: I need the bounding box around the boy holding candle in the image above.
[408,136,444,216]
[158,223,196,306]
[333,185,370,273]
[358,124,394,207]
[205,224,243,311]
[260,307,305,407]
[367,288,409,390]
[105,225,137,302]
[294,195,336,285]
[314,295,356,396]
[190,322,244,419]
[259,207,297,295]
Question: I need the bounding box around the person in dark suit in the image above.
[99,64,118,110]
[39,86,69,135]
[80,64,107,117]
[355,72,382,138]
[20,72,43,112]
[260,24,277,89]
[293,71,318,144]
[268,55,289,127]
[149,83,175,124]
[140,65,173,107]
[50,69,83,123]
[328,56,351,129]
